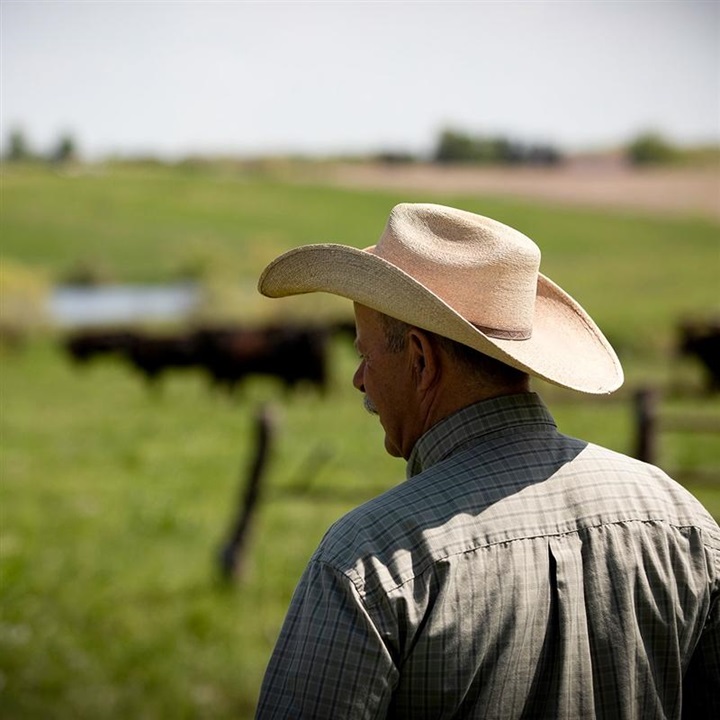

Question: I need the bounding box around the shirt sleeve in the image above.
[255,559,398,720]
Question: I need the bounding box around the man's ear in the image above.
[407,328,441,391]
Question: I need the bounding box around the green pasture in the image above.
[1,163,719,718]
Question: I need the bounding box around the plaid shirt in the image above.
[256,393,720,719]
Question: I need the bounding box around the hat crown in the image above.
[373,204,540,337]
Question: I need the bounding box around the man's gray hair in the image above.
[380,314,529,388]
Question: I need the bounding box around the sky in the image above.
[1,0,718,160]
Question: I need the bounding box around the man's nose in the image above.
[352,361,365,393]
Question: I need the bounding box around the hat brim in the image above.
[258,243,623,394]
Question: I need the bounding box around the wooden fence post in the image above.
[633,387,659,464]
[217,404,276,582]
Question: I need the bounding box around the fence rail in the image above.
[633,387,720,484]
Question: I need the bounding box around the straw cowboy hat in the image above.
[258,203,623,394]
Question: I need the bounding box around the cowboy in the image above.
[254,204,719,719]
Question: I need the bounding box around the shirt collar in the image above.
[406,392,557,479]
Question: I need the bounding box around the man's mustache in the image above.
[363,394,379,415]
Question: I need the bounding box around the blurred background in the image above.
[1,1,718,718]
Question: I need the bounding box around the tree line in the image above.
[432,129,562,165]
[402,128,697,166]
[4,128,78,164]
[3,126,706,167]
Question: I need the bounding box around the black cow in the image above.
[63,323,331,395]
[678,318,720,393]
[329,318,357,344]
[63,329,136,364]
[193,324,329,394]
[121,332,202,384]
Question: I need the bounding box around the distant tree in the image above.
[434,128,562,165]
[6,128,32,161]
[51,133,78,163]
[374,150,417,164]
[627,132,678,165]
[526,144,563,165]
[434,129,503,164]
[434,129,480,163]
[475,136,505,163]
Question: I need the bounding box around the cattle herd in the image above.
[61,317,720,396]
[62,321,356,394]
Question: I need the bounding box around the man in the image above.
[254,203,719,719]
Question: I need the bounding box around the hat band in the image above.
[473,324,532,340]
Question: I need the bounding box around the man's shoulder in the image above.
[308,467,468,605]
[310,436,720,602]
[541,441,720,542]
[313,479,422,567]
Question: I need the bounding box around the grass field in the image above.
[1,162,719,718]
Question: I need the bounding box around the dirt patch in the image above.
[305,161,720,220]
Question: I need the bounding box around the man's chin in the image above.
[363,395,379,415]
